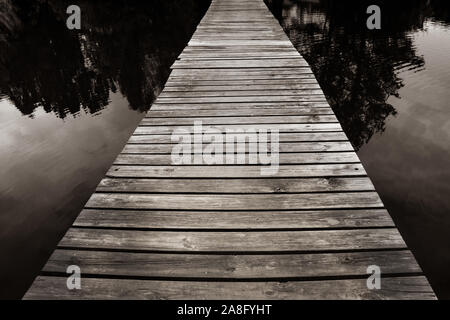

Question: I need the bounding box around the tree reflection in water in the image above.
[263,0,450,150]
[0,0,211,118]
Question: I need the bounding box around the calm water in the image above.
[266,0,450,299]
[0,0,210,299]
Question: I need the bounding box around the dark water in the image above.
[0,0,210,299]
[266,0,450,299]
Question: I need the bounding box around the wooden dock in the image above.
[25,0,435,299]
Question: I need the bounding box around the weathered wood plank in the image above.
[106,164,366,178]
[188,41,293,47]
[170,67,312,72]
[177,54,301,60]
[191,36,288,40]
[155,96,327,104]
[181,46,301,51]
[96,176,372,193]
[169,69,315,80]
[86,192,382,211]
[42,250,418,278]
[172,59,308,68]
[113,152,360,165]
[134,124,343,135]
[128,132,349,143]
[141,115,338,125]
[165,79,320,86]
[158,90,325,98]
[58,228,405,252]
[150,102,330,110]
[145,108,334,118]
[168,74,317,81]
[24,276,436,300]
[163,84,321,91]
[121,142,353,154]
[75,208,391,229]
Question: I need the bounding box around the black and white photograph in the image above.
[1,0,449,306]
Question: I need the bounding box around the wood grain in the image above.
[24,276,436,300]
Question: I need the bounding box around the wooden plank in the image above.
[163,84,322,91]
[42,250,418,278]
[191,31,283,35]
[74,208,391,229]
[128,132,349,143]
[106,164,366,178]
[181,45,300,50]
[96,177,372,193]
[177,54,301,60]
[201,15,276,19]
[113,153,360,165]
[150,102,330,110]
[165,79,320,86]
[169,68,315,78]
[177,55,306,61]
[145,108,334,117]
[172,59,308,68]
[155,96,327,104]
[191,36,288,40]
[158,90,326,98]
[141,115,338,125]
[57,228,405,252]
[200,17,278,20]
[168,74,318,81]
[168,72,316,80]
[120,142,354,154]
[188,41,293,47]
[85,193,382,211]
[189,31,286,36]
[24,276,436,300]
[133,124,343,135]
[181,44,301,48]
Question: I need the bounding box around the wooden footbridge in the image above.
[25,0,435,299]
